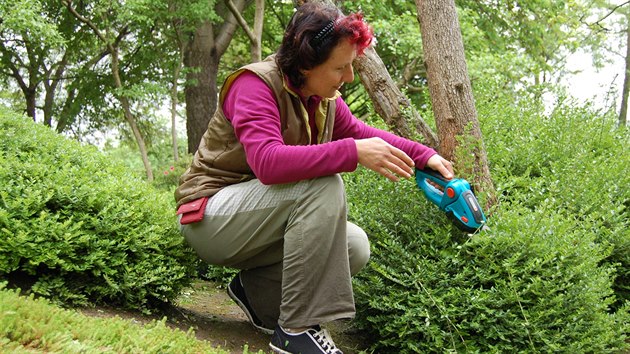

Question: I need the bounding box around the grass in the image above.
[0,284,262,354]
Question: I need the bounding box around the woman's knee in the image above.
[347,222,370,275]
[309,174,346,204]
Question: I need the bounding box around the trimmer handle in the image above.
[415,168,449,209]
[417,167,450,185]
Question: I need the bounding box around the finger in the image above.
[378,167,400,182]
[436,159,453,179]
[438,166,453,180]
[383,160,412,179]
[391,146,415,169]
[443,159,454,175]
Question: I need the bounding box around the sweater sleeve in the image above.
[223,71,359,184]
[332,98,437,169]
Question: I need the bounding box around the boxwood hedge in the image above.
[0,108,198,311]
[347,85,629,352]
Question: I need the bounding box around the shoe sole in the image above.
[227,284,275,335]
[269,343,291,354]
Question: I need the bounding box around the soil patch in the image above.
[80,279,370,354]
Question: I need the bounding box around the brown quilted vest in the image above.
[175,55,339,207]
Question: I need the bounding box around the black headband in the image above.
[311,20,335,48]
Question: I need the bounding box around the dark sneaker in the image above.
[227,273,274,335]
[269,325,343,354]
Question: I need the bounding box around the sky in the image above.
[560,49,625,111]
[556,0,628,116]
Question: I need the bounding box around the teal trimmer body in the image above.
[415,168,487,233]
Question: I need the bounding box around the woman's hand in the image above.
[355,137,414,182]
[425,154,454,180]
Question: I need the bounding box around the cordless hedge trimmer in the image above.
[415,168,487,233]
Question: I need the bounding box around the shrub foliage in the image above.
[0,108,198,310]
[347,85,629,352]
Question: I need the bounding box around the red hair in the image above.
[276,3,375,87]
[336,12,374,55]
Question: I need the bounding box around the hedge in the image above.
[0,107,198,311]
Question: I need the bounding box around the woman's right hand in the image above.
[355,137,414,182]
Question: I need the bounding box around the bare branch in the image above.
[584,0,630,31]
[216,0,247,54]
[225,0,257,43]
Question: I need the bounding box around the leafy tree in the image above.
[457,0,599,87]
[0,0,93,131]
[61,0,166,181]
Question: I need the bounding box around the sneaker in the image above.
[269,325,343,354]
[227,273,275,335]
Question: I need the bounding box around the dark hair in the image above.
[276,3,374,88]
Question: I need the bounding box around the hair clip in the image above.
[311,20,335,48]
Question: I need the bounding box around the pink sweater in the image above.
[223,71,437,184]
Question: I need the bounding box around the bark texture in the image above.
[416,0,496,207]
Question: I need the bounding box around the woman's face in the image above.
[301,38,357,98]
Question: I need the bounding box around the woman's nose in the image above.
[343,65,354,83]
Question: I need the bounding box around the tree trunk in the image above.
[171,35,186,163]
[184,0,247,154]
[25,89,37,121]
[2,46,38,121]
[184,21,220,154]
[619,14,630,128]
[354,48,438,147]
[43,53,68,129]
[415,0,496,207]
[252,0,264,62]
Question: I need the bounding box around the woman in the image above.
[175,3,453,353]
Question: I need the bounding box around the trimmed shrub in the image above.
[0,108,198,311]
[348,169,628,353]
[346,84,629,352]
[478,84,630,309]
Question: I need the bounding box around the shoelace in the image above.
[311,327,341,354]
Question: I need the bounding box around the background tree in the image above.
[227,0,265,62]
[584,0,630,127]
[183,0,250,154]
[0,0,95,132]
[62,0,157,181]
[457,0,593,87]
[164,3,189,164]
[415,0,495,204]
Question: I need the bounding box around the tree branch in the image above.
[216,0,248,54]
[61,0,110,49]
[584,0,630,31]
[225,0,256,43]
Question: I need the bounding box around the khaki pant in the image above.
[180,174,370,328]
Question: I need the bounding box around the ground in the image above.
[80,279,370,354]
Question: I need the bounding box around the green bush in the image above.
[0,108,198,311]
[478,84,630,309]
[346,84,629,352]
[348,169,628,353]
